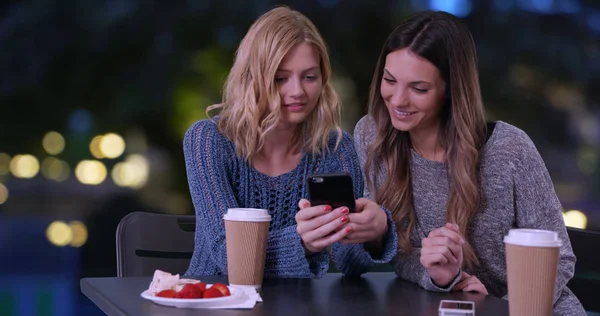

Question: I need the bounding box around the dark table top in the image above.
[81,273,509,316]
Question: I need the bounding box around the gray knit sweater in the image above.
[354,116,585,316]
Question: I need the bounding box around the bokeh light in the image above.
[428,0,472,18]
[9,154,40,178]
[89,135,105,159]
[563,210,588,229]
[0,183,8,204]
[508,64,536,89]
[111,154,149,189]
[46,221,73,247]
[99,133,126,159]
[75,160,107,185]
[42,131,66,155]
[0,153,10,175]
[545,83,585,111]
[69,221,88,247]
[41,157,70,182]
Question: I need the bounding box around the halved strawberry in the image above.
[156,289,176,298]
[193,281,207,292]
[210,283,231,296]
[175,284,203,299]
[203,287,224,299]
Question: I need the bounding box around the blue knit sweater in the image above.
[183,118,398,278]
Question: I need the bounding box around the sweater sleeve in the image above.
[510,129,582,312]
[329,127,398,277]
[183,120,326,278]
[392,247,461,292]
[352,116,374,200]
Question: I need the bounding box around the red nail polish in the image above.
[345,227,352,233]
[341,207,349,214]
[324,205,332,211]
[303,202,310,208]
[340,216,348,223]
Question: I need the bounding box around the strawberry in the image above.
[156,289,176,298]
[193,281,207,292]
[210,283,231,296]
[175,284,203,299]
[203,287,224,299]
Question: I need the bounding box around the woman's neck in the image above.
[252,124,303,177]
[263,130,297,155]
[409,122,444,162]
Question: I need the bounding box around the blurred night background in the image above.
[0,0,599,315]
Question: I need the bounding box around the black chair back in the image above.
[115,212,195,277]
[566,227,600,312]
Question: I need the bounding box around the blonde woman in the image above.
[354,10,585,315]
[183,6,396,278]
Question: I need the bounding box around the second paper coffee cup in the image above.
[504,229,562,316]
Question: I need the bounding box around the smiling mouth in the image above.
[393,109,415,116]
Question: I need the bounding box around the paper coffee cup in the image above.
[224,208,271,289]
[504,229,562,316]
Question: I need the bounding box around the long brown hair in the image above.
[364,11,486,269]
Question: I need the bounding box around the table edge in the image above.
[80,278,129,316]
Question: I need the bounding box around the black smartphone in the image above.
[306,172,356,212]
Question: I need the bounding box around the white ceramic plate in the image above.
[141,283,242,308]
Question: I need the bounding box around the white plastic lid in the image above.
[223,208,272,222]
[503,229,562,247]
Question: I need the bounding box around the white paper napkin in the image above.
[203,287,263,309]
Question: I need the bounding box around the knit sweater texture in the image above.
[183,118,398,279]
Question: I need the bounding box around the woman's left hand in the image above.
[453,272,488,295]
[341,198,388,244]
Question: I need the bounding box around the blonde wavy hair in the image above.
[365,11,487,269]
[207,6,342,160]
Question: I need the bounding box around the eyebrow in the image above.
[383,69,432,85]
[383,69,396,80]
[276,66,320,73]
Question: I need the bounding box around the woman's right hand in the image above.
[295,198,352,254]
[420,223,465,287]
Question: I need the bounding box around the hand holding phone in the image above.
[306,172,356,211]
[294,173,356,254]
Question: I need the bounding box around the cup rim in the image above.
[223,208,272,222]
[503,228,562,247]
